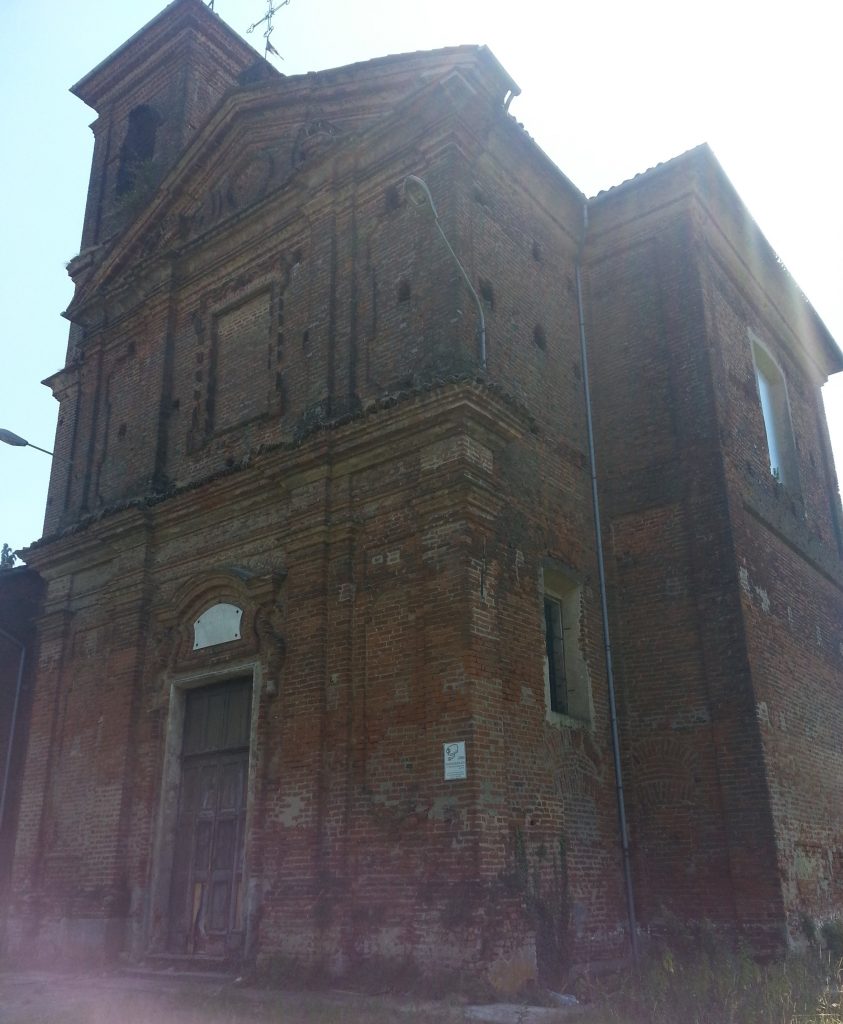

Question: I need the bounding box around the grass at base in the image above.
[579,946,843,1024]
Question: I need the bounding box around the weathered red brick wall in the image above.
[14,2,843,987]
[13,385,595,982]
[586,175,788,949]
[698,208,843,937]
[47,56,513,535]
[14,39,633,982]
[73,1,261,253]
[8,522,153,961]
[0,568,43,904]
[453,133,631,968]
[735,525,843,932]
[587,152,843,949]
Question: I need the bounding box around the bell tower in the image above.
[70,0,260,253]
[43,0,265,536]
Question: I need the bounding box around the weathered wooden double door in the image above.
[168,679,251,957]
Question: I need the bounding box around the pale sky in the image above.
[1,0,841,557]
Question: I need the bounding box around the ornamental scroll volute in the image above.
[150,566,287,698]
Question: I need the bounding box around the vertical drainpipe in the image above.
[574,203,639,960]
[0,626,26,843]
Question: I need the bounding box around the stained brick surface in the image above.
[6,0,842,990]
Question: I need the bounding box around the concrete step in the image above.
[135,954,240,977]
[464,1001,585,1022]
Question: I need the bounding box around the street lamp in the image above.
[0,428,59,460]
[403,174,486,370]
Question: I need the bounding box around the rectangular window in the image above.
[751,335,799,490]
[544,596,568,715]
[542,566,591,725]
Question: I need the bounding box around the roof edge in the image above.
[589,143,843,375]
[71,0,259,107]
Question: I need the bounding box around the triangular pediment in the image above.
[136,101,342,251]
[66,44,518,321]
[65,46,518,324]
[66,86,335,318]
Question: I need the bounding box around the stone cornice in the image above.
[70,0,259,112]
[25,380,532,559]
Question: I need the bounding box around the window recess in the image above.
[751,335,799,491]
[541,566,592,725]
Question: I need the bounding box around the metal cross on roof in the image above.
[247,0,291,60]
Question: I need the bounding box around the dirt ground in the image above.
[0,970,468,1024]
[0,969,596,1024]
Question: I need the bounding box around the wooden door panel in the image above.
[167,680,250,958]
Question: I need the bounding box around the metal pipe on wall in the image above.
[574,205,639,960]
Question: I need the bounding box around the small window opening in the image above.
[397,279,411,303]
[532,240,543,263]
[751,336,799,489]
[544,597,567,715]
[116,105,162,197]
[385,185,401,212]
[533,325,546,350]
[542,566,591,725]
[472,185,489,207]
[479,279,495,311]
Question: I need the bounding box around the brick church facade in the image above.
[4,0,842,990]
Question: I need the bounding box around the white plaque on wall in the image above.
[193,603,243,650]
[443,741,467,780]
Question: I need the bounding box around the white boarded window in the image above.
[751,336,798,490]
[193,603,243,650]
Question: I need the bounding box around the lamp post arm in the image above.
[25,442,56,458]
[0,428,72,466]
